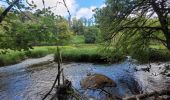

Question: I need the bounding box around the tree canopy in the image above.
[0,0,73,52]
[95,0,170,51]
[0,7,72,52]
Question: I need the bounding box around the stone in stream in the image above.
[80,74,117,89]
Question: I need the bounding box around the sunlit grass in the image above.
[70,35,85,44]
[55,44,105,63]
[0,43,170,66]
[0,44,102,66]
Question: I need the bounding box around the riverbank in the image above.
[0,44,106,67]
[1,44,170,67]
[54,44,108,63]
[0,46,56,66]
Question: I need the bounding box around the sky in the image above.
[75,0,105,19]
[30,0,106,19]
[0,0,106,19]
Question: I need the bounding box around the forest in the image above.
[0,0,170,100]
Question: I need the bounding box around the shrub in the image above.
[84,26,100,43]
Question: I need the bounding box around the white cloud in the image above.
[75,4,106,19]
[28,0,77,17]
[27,0,105,19]
[99,4,106,8]
[75,6,96,19]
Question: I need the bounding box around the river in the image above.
[0,54,169,100]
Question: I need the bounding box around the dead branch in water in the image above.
[50,79,72,100]
[42,46,63,100]
[42,68,63,100]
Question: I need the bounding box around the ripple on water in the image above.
[0,56,169,100]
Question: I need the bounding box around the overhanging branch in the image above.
[0,0,20,23]
[122,26,162,30]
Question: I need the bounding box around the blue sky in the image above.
[77,0,105,8]
[75,0,106,19]
[0,0,106,19]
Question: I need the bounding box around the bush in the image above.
[100,47,126,63]
[84,26,100,43]
[25,48,51,58]
[0,52,25,66]
[149,49,170,62]
[131,48,170,63]
[70,35,85,44]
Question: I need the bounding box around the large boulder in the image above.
[80,74,117,89]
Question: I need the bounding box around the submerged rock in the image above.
[80,74,117,89]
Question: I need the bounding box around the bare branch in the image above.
[62,0,71,26]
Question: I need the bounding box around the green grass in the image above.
[25,46,57,58]
[56,44,106,63]
[0,44,105,66]
[131,47,170,63]
[1,43,170,67]
[0,46,57,66]
[70,35,85,44]
[149,49,170,62]
[0,51,25,66]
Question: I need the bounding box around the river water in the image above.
[0,54,169,100]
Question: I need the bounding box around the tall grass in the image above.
[0,44,106,66]
[56,44,106,63]
[70,35,85,44]
[130,48,170,63]
[0,51,25,66]
[1,44,170,67]
[0,46,57,66]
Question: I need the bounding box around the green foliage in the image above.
[55,21,73,45]
[0,46,56,66]
[0,51,25,66]
[0,8,72,52]
[70,35,85,44]
[0,45,107,66]
[95,0,170,63]
[55,44,106,63]
[71,17,85,35]
[84,26,100,43]
[131,49,170,63]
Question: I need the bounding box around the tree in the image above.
[0,7,72,52]
[95,0,170,50]
[84,26,100,43]
[71,17,85,35]
[0,0,72,51]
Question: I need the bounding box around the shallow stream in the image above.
[0,54,169,100]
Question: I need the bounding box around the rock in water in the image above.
[80,74,117,89]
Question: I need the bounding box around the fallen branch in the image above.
[42,68,63,100]
[49,79,72,100]
[71,86,87,100]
